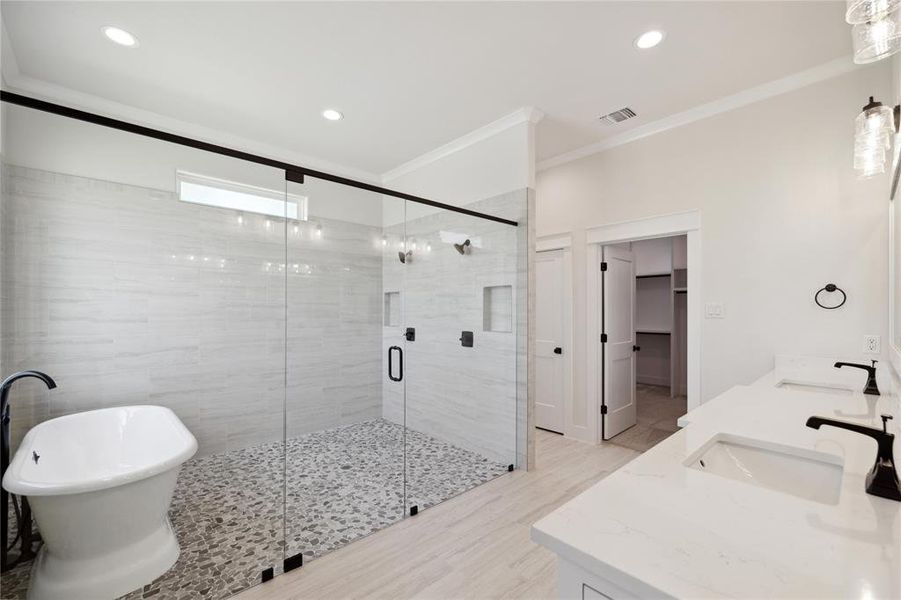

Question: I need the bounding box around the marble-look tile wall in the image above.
[285,216,385,438]
[382,190,527,465]
[1,164,384,456]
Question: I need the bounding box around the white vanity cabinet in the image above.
[557,559,652,600]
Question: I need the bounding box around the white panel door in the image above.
[535,250,565,433]
[601,246,637,440]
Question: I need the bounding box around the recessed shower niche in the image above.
[483,285,513,332]
[384,291,401,326]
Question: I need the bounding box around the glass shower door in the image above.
[401,199,520,516]
[283,176,406,566]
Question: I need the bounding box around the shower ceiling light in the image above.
[635,30,664,49]
[322,109,343,121]
[102,26,138,47]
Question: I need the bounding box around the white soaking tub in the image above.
[2,405,197,600]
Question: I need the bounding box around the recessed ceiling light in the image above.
[635,30,664,49]
[322,109,344,121]
[102,26,138,47]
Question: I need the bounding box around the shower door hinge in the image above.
[261,567,274,583]
[405,327,415,342]
[600,333,608,343]
[410,505,419,516]
[601,404,608,415]
[284,552,303,573]
[285,170,305,184]
[600,262,608,271]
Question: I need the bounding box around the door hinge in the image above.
[284,552,303,573]
[600,333,608,343]
[600,261,608,272]
[601,405,608,415]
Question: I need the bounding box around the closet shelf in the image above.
[637,329,671,335]
[673,287,687,293]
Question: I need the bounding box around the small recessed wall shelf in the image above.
[384,291,401,326]
[483,285,513,332]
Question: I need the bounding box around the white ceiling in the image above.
[1,2,851,178]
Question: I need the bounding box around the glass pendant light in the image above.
[854,97,896,178]
[851,7,901,63]
[846,0,901,24]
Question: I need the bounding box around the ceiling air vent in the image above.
[599,107,637,125]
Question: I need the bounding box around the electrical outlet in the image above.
[705,303,725,319]
[863,335,880,354]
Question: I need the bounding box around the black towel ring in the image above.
[815,283,846,310]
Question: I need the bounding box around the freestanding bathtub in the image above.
[2,405,197,600]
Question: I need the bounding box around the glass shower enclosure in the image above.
[0,94,525,600]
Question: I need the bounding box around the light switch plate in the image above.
[863,335,881,354]
[705,302,725,319]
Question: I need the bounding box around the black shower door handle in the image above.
[388,346,403,382]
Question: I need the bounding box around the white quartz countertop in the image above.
[531,376,901,599]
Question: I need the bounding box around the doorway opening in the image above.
[600,235,688,452]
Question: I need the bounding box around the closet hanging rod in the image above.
[636,273,671,279]
[0,90,519,228]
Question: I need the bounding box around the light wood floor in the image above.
[233,430,641,600]
[605,384,686,453]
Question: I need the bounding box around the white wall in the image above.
[382,120,535,225]
[537,63,894,429]
[1,103,383,227]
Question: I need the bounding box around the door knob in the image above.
[553,347,562,355]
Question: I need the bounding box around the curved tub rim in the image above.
[2,405,198,497]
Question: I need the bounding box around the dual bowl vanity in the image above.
[532,356,900,599]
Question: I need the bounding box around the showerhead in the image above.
[453,239,471,255]
[398,250,412,264]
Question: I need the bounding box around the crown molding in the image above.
[1,71,381,183]
[538,56,862,172]
[382,106,544,182]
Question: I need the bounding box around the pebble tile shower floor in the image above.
[0,419,510,600]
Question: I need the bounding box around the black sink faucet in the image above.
[834,360,880,395]
[806,414,900,501]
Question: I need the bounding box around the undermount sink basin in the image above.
[776,381,853,396]
[685,434,843,505]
